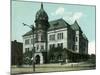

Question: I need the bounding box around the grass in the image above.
[11,63,96,74]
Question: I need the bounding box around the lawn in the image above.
[11,63,95,74]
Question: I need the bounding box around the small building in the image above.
[11,40,23,65]
[22,3,88,64]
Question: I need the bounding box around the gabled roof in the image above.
[23,18,73,36]
[23,30,33,37]
[48,18,70,31]
[23,29,37,37]
[23,19,84,37]
[71,20,82,31]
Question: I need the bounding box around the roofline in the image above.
[47,26,68,31]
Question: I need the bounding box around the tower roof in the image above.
[35,3,48,21]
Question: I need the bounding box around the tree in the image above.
[23,51,32,65]
[48,47,66,63]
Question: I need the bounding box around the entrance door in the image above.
[35,55,40,64]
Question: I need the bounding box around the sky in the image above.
[11,1,96,54]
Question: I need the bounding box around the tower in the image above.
[34,3,49,64]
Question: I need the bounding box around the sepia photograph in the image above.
[11,0,96,74]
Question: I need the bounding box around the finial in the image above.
[41,2,43,9]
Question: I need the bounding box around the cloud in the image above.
[51,7,64,16]
[63,12,83,24]
[73,12,83,20]
[88,40,95,55]
[51,7,83,24]
[55,7,64,15]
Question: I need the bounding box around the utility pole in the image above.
[23,23,35,72]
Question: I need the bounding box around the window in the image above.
[57,43,63,48]
[57,33,63,40]
[41,34,45,41]
[25,48,29,52]
[37,45,39,50]
[57,43,60,47]
[31,39,33,44]
[25,39,30,45]
[57,33,59,39]
[49,44,55,49]
[53,35,55,40]
[59,33,61,39]
[49,34,55,41]
[53,44,55,48]
[41,45,44,50]
[73,37,75,41]
[62,33,63,39]
[61,43,63,48]
[49,44,52,50]
[75,37,78,42]
[75,45,77,50]
[72,45,75,51]
[34,34,36,38]
[34,47,36,51]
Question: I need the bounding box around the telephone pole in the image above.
[23,23,35,72]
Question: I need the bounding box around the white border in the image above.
[0,0,99,75]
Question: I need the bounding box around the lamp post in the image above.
[23,23,35,72]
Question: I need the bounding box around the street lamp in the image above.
[23,23,35,72]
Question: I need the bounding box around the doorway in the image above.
[35,55,40,64]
